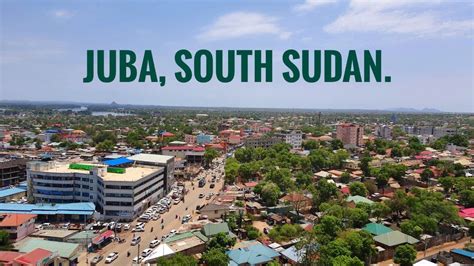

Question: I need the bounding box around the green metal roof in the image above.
[373,230,419,247]
[18,238,80,258]
[202,222,230,237]
[363,223,393,236]
[346,195,374,205]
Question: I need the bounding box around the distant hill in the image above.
[386,107,443,113]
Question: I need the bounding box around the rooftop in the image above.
[363,223,393,236]
[0,213,36,227]
[128,153,174,164]
[373,230,419,247]
[38,163,162,182]
[31,229,77,239]
[0,187,27,199]
[0,202,95,216]
[15,238,80,259]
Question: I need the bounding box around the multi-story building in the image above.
[27,161,166,221]
[336,123,364,147]
[0,213,36,241]
[0,159,28,187]
[127,153,175,193]
[276,130,303,149]
[244,136,282,149]
[160,146,205,159]
[376,125,392,140]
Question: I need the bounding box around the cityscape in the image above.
[0,102,472,265]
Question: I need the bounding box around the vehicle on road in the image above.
[149,239,160,248]
[132,226,144,232]
[123,224,130,230]
[199,193,205,198]
[131,236,141,246]
[105,252,118,263]
[141,248,153,257]
[90,255,103,265]
[132,256,143,264]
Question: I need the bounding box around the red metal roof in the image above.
[92,230,114,244]
[459,208,474,218]
[0,213,36,227]
[14,248,52,265]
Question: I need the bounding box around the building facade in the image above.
[276,130,303,149]
[336,123,364,147]
[0,159,28,187]
[244,136,282,149]
[27,161,166,221]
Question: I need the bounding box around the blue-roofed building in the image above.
[451,249,474,264]
[0,186,27,203]
[103,157,133,167]
[280,245,306,264]
[0,202,96,222]
[226,240,280,266]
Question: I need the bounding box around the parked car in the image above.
[149,239,160,248]
[132,256,143,264]
[123,224,130,230]
[105,252,118,263]
[131,236,141,246]
[141,248,153,257]
[90,255,103,265]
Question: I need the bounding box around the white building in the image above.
[27,161,166,221]
[277,130,303,149]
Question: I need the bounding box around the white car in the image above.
[123,224,130,230]
[141,248,153,257]
[149,239,160,248]
[132,256,143,263]
[105,252,118,263]
[170,229,177,235]
[132,226,144,232]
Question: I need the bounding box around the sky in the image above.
[0,0,473,112]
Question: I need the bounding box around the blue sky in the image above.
[1,0,473,112]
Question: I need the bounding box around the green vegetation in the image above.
[155,253,197,266]
[393,244,417,266]
[268,224,303,243]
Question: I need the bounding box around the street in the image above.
[78,158,226,266]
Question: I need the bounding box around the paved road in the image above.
[79,158,226,266]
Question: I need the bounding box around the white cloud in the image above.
[324,0,473,37]
[197,12,291,41]
[294,0,338,12]
[52,9,74,19]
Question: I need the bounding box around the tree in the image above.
[204,148,219,167]
[340,230,376,263]
[364,180,378,194]
[318,238,352,264]
[400,220,423,239]
[96,140,115,152]
[459,189,474,208]
[0,230,12,250]
[330,139,344,150]
[314,215,343,243]
[202,248,229,266]
[349,182,368,197]
[420,169,434,183]
[255,182,281,206]
[340,172,351,184]
[295,171,312,188]
[303,140,319,150]
[207,232,236,250]
[438,176,455,193]
[348,208,369,228]
[393,244,417,266]
[246,226,261,240]
[371,202,391,222]
[313,178,338,207]
[359,153,372,177]
[155,253,197,266]
[224,158,240,184]
[332,256,364,266]
[268,224,303,243]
